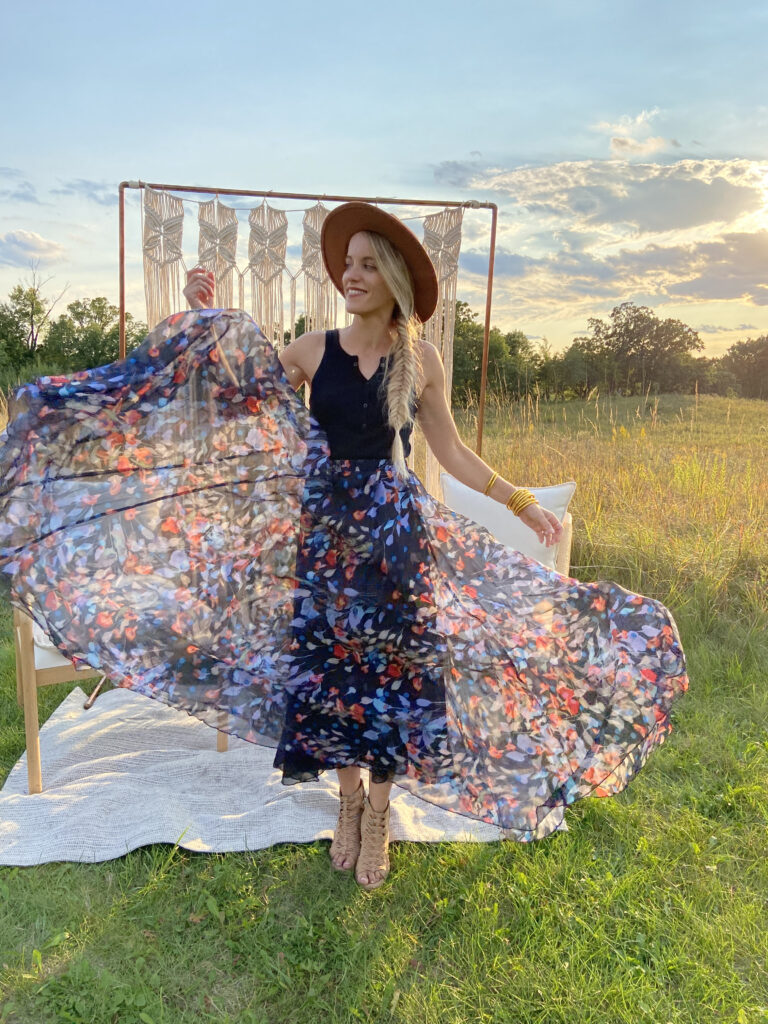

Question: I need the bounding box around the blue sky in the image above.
[1,0,767,354]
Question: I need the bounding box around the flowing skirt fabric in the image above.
[0,310,688,840]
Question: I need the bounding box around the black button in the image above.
[362,423,367,429]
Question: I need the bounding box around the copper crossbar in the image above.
[118,181,498,454]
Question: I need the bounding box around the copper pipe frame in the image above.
[475,204,498,458]
[118,181,497,451]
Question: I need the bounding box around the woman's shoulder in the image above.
[282,329,326,360]
[417,337,444,382]
[291,328,327,347]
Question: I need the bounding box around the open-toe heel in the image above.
[355,795,390,890]
[330,779,365,871]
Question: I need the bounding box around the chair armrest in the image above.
[555,512,573,576]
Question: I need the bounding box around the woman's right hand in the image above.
[183,267,216,309]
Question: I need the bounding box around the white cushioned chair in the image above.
[440,474,575,576]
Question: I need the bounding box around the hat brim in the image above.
[320,202,439,323]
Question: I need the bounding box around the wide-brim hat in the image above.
[320,202,439,323]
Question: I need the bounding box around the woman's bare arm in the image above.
[416,342,562,547]
[277,332,325,392]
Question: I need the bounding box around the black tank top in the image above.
[309,329,413,460]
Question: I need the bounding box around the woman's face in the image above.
[342,232,396,318]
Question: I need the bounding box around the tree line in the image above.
[0,280,146,377]
[1,279,766,403]
[451,301,768,402]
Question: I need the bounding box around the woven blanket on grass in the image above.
[1,686,566,866]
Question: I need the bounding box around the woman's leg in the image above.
[331,766,364,870]
[367,777,393,812]
[356,776,393,887]
[336,765,362,795]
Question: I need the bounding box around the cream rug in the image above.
[0,686,562,866]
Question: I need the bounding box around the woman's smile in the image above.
[342,232,395,316]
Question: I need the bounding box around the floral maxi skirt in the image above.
[0,310,688,841]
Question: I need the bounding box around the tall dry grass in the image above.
[456,392,768,633]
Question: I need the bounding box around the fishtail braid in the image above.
[383,312,421,477]
[365,230,425,478]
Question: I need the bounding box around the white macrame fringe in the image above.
[142,187,185,329]
[302,203,337,334]
[198,199,238,310]
[248,201,288,349]
[419,207,463,499]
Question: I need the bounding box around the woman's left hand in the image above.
[518,504,563,547]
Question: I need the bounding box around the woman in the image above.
[180,203,685,888]
[0,203,687,892]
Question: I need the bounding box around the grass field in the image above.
[1,393,767,1024]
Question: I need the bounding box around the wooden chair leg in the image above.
[15,614,43,795]
[217,710,229,752]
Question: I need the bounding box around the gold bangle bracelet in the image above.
[483,470,499,496]
[513,493,538,514]
[506,489,538,515]
[516,497,539,516]
[509,497,538,517]
[505,487,529,511]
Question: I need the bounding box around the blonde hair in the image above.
[363,231,423,478]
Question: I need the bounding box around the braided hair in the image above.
[363,231,423,478]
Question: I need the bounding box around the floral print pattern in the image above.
[0,310,688,840]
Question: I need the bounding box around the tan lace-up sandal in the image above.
[355,795,391,890]
[330,778,366,871]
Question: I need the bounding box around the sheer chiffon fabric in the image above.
[0,310,688,841]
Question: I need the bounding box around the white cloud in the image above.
[591,107,678,157]
[0,230,66,267]
[472,158,765,235]
[439,153,768,342]
[592,108,662,137]
[666,231,768,305]
[609,135,673,156]
[457,228,768,326]
[696,322,757,334]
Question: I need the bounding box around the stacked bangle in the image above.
[483,470,499,496]
[506,488,539,516]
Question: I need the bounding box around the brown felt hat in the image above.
[321,202,439,323]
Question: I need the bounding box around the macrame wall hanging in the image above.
[141,187,185,332]
[248,201,287,347]
[198,199,239,310]
[419,206,464,497]
[301,203,338,335]
[138,187,465,497]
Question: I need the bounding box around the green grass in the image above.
[2,393,768,1024]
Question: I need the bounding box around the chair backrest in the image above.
[14,607,100,699]
[439,473,575,575]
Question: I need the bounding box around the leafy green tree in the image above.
[534,340,562,400]
[556,337,609,398]
[0,303,29,371]
[450,302,536,403]
[42,298,147,371]
[720,335,768,399]
[502,329,538,398]
[577,303,702,395]
[0,274,66,369]
[692,356,740,396]
[284,314,307,345]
